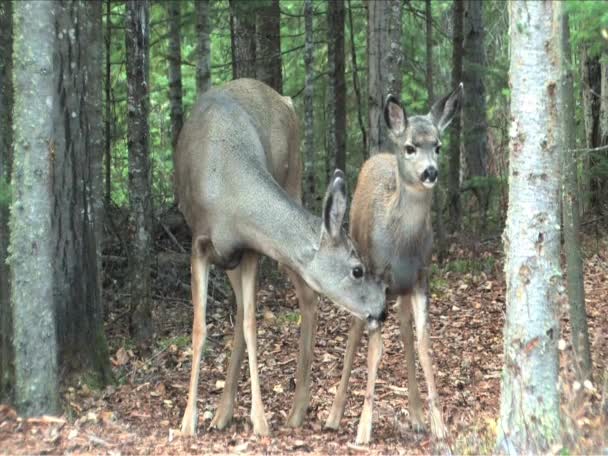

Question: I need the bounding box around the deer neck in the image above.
[390,165,434,229]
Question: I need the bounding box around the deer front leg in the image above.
[396,294,425,432]
[285,269,318,428]
[181,248,211,436]
[355,326,383,445]
[241,253,269,435]
[325,317,365,429]
[210,267,246,430]
[412,288,447,440]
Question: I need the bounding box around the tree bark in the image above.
[367,0,402,155]
[229,0,256,79]
[559,11,592,382]
[462,0,489,224]
[447,0,464,232]
[327,0,346,173]
[125,0,153,347]
[598,53,608,211]
[195,0,211,94]
[0,0,14,402]
[51,0,111,384]
[347,0,367,162]
[10,0,60,416]
[166,1,183,151]
[255,0,282,93]
[303,0,315,208]
[104,0,112,209]
[497,1,562,452]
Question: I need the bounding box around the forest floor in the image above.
[1,227,607,455]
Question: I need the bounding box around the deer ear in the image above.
[430,82,463,133]
[322,169,347,242]
[384,95,406,135]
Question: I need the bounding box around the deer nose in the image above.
[421,166,438,183]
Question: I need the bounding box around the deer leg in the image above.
[210,267,245,430]
[396,294,425,432]
[412,288,447,440]
[241,252,269,435]
[180,247,211,436]
[285,269,318,428]
[325,317,365,429]
[355,326,383,445]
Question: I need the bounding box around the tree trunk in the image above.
[347,0,367,162]
[10,0,60,416]
[166,0,183,151]
[51,0,111,384]
[255,0,282,93]
[497,1,562,452]
[303,0,315,208]
[125,0,153,347]
[599,53,608,212]
[327,0,346,173]
[367,0,402,155]
[559,11,592,382]
[195,0,211,94]
[462,0,489,225]
[229,0,256,79]
[0,0,14,402]
[104,0,112,209]
[447,0,464,232]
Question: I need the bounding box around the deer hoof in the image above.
[210,409,232,430]
[286,407,306,428]
[429,409,447,440]
[355,420,372,445]
[324,406,342,430]
[180,410,198,436]
[252,414,270,436]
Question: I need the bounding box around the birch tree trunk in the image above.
[166,0,183,151]
[327,0,346,173]
[367,0,402,155]
[195,0,211,94]
[498,1,562,452]
[462,0,489,225]
[448,0,464,232]
[229,0,256,79]
[10,0,59,416]
[125,0,153,347]
[256,0,282,93]
[303,0,315,208]
[559,11,592,381]
[0,0,14,402]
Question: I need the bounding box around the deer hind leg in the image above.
[241,252,269,435]
[396,294,425,432]
[210,266,245,430]
[325,317,365,430]
[181,244,211,436]
[412,287,447,440]
[285,269,318,428]
[355,326,383,445]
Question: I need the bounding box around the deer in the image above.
[324,84,463,445]
[173,78,386,437]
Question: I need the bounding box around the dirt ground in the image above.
[1,235,607,455]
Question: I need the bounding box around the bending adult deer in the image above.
[174,78,386,437]
[325,84,463,444]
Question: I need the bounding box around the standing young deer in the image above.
[324,84,463,444]
[174,78,386,437]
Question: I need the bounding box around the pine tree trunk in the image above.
[497,1,562,452]
[256,0,282,93]
[10,0,60,416]
[0,0,14,402]
[125,0,153,347]
[195,0,211,94]
[448,0,464,232]
[51,0,112,384]
[327,0,346,173]
[303,0,315,208]
[462,0,489,226]
[347,0,367,162]
[367,0,401,155]
[229,0,256,79]
[166,0,183,151]
[559,11,592,382]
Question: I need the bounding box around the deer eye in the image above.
[405,145,416,155]
[435,145,441,155]
[351,265,364,280]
